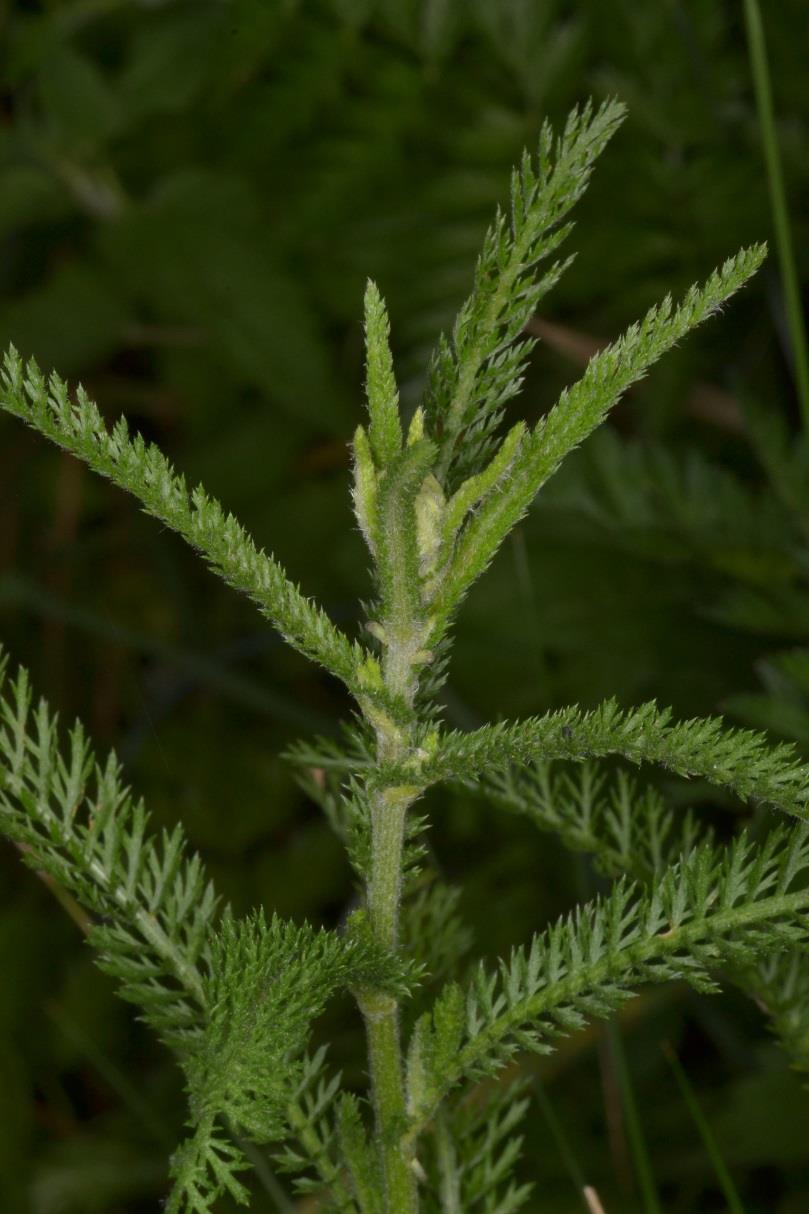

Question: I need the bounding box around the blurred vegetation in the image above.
[1,1,809,1211]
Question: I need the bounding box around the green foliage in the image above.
[338,1093,383,1214]
[364,280,404,470]
[170,912,363,1213]
[0,649,215,1048]
[425,247,765,639]
[0,349,369,695]
[3,90,809,1214]
[275,1048,358,1212]
[478,761,809,1075]
[406,826,809,1135]
[426,698,809,818]
[374,438,437,662]
[424,99,625,488]
[0,644,383,1211]
[424,1083,533,1214]
[400,878,473,993]
[480,763,708,881]
[750,952,809,1079]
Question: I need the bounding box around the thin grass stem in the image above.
[743,0,809,429]
[662,1043,746,1214]
[606,1024,662,1214]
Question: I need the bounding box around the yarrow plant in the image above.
[2,99,809,1212]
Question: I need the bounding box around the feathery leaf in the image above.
[0,349,369,692]
[428,245,766,633]
[169,912,363,1212]
[0,648,215,1048]
[424,99,626,487]
[405,827,809,1138]
[425,698,809,819]
[364,280,403,469]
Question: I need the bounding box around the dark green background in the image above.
[2,1,809,1210]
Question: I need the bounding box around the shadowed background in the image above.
[1,1,809,1211]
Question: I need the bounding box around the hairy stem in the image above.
[360,779,420,1211]
[359,784,420,1212]
[358,632,425,1212]
[434,1114,461,1214]
[360,987,414,1212]
[368,792,410,948]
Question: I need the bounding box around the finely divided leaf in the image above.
[424,698,809,819]
[0,349,368,692]
[364,280,403,468]
[424,99,626,487]
[481,763,707,881]
[429,246,766,633]
[482,761,809,1087]
[0,650,215,1048]
[405,827,809,1137]
[169,912,361,1212]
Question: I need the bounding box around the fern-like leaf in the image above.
[0,650,383,1212]
[481,761,809,1080]
[275,1047,359,1213]
[405,826,809,1139]
[428,245,766,633]
[0,350,368,692]
[481,762,708,880]
[744,951,809,1078]
[425,698,809,819]
[424,99,625,487]
[425,1082,533,1214]
[0,648,215,1047]
[168,912,362,1212]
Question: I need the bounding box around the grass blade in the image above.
[605,1024,663,1214]
[743,0,809,429]
[662,1043,746,1214]
[535,1077,609,1214]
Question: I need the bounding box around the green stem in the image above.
[361,988,417,1213]
[360,779,420,1211]
[434,1113,461,1213]
[743,0,809,430]
[368,792,410,948]
[662,1043,746,1214]
[358,651,424,1212]
[606,1023,662,1214]
[359,789,419,1213]
[355,406,437,1212]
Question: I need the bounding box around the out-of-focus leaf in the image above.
[99,172,352,430]
[0,264,129,373]
[118,11,221,121]
[36,46,122,155]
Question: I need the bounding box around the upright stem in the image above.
[434,1114,461,1214]
[359,783,420,1213]
[367,791,410,948]
[357,633,424,1214]
[361,982,416,1213]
